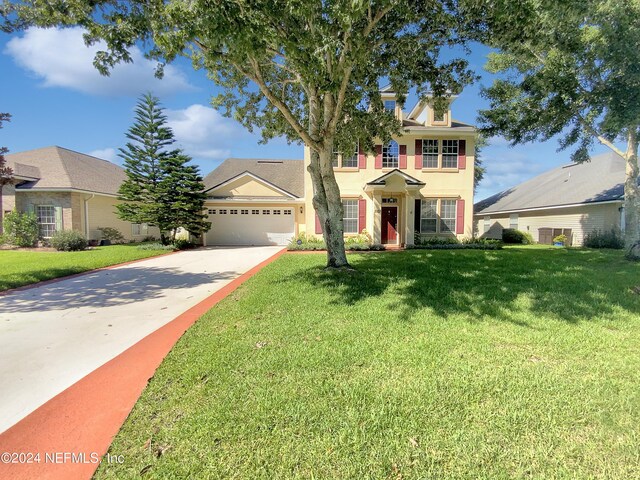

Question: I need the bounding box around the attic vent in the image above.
[257,160,283,164]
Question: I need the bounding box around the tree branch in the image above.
[247,56,320,150]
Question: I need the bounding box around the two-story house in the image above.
[202,89,476,247]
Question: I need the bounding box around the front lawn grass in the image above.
[0,244,172,291]
[98,247,640,479]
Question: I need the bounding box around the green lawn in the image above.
[97,247,640,479]
[0,244,171,291]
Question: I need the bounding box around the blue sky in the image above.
[0,27,612,202]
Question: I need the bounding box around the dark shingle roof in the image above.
[204,158,305,198]
[7,146,125,196]
[475,151,628,214]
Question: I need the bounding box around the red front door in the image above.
[381,207,398,244]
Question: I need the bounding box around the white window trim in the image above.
[382,141,399,169]
[342,199,359,234]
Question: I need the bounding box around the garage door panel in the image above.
[206,208,294,246]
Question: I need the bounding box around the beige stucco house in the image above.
[3,146,158,242]
[203,89,477,246]
[474,152,628,246]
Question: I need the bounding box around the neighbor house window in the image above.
[342,199,358,234]
[132,223,149,236]
[382,140,399,168]
[422,139,439,169]
[284,209,292,215]
[342,145,359,168]
[510,214,519,229]
[420,200,438,233]
[241,209,248,215]
[219,209,227,214]
[440,200,457,233]
[442,140,458,168]
[208,209,216,215]
[230,209,238,215]
[483,216,491,234]
[252,209,259,215]
[273,209,281,215]
[263,210,270,215]
[37,205,57,238]
[384,100,396,112]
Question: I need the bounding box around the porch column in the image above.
[406,192,416,246]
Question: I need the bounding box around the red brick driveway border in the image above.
[0,248,286,480]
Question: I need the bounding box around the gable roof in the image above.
[6,146,126,196]
[204,158,305,198]
[475,151,628,215]
[367,169,425,186]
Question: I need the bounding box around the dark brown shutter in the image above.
[358,198,366,232]
[456,199,465,234]
[458,140,466,169]
[399,144,407,169]
[375,145,382,169]
[415,139,423,169]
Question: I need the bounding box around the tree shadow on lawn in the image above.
[0,266,238,314]
[291,248,640,326]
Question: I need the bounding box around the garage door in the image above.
[206,207,295,246]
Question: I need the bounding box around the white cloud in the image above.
[476,148,546,201]
[166,104,248,160]
[89,148,120,164]
[5,27,192,96]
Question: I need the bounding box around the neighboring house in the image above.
[2,146,158,242]
[203,88,477,246]
[474,151,628,246]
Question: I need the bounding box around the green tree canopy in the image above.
[2,0,476,267]
[474,0,640,258]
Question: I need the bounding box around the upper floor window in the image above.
[332,149,339,168]
[342,199,359,234]
[422,139,439,169]
[433,109,446,122]
[384,100,396,112]
[442,140,458,169]
[382,140,399,168]
[342,145,358,168]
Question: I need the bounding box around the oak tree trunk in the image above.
[623,128,640,260]
[307,148,350,269]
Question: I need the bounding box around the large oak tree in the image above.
[475,0,640,258]
[2,0,475,268]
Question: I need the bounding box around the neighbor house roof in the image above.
[6,146,125,196]
[204,158,305,198]
[475,151,628,215]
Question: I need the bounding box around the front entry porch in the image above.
[364,169,425,247]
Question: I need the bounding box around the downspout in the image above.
[84,194,95,238]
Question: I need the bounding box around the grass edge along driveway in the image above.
[97,247,640,479]
[0,244,172,291]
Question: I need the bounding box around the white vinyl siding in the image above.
[474,203,622,245]
[342,199,358,234]
[442,140,458,169]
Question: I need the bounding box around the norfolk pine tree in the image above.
[117,93,209,244]
[473,0,640,259]
[2,1,476,268]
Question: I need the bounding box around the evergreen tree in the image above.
[117,94,209,244]
[0,112,13,236]
[157,152,210,242]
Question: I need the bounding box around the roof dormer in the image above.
[407,94,457,128]
[380,85,402,121]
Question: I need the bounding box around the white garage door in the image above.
[206,207,295,246]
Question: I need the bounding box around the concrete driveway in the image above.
[0,246,283,434]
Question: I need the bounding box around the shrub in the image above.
[50,230,88,251]
[173,238,196,250]
[142,235,158,242]
[97,226,125,243]
[502,228,534,245]
[553,234,568,245]
[137,242,176,251]
[287,232,326,251]
[416,235,459,246]
[2,211,39,247]
[461,237,504,247]
[584,228,624,249]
